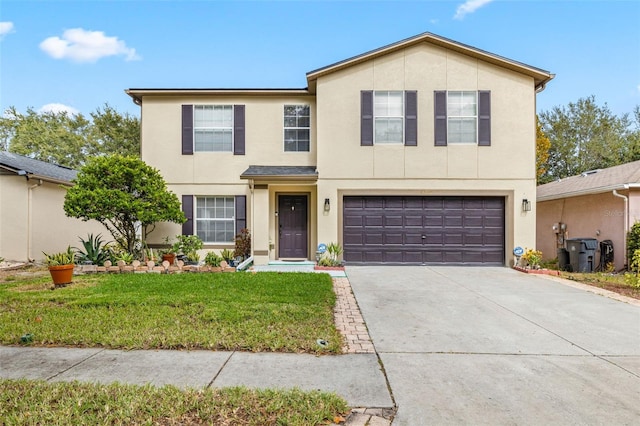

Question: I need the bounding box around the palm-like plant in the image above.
[74,233,110,266]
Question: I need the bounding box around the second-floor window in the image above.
[284,105,310,152]
[375,91,404,144]
[447,91,477,144]
[194,105,233,152]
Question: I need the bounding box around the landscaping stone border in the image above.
[75,260,236,275]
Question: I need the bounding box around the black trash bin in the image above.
[566,238,598,272]
[557,248,570,271]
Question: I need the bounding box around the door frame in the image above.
[276,192,310,260]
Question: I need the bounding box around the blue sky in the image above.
[1,0,639,118]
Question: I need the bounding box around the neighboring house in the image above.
[0,152,107,262]
[127,32,553,266]
[537,160,640,271]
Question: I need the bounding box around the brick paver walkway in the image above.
[332,278,375,354]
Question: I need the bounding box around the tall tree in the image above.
[64,155,185,254]
[0,104,139,169]
[536,118,550,183]
[538,96,633,184]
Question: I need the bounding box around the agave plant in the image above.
[43,246,76,266]
[74,233,110,266]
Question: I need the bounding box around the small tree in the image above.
[64,155,185,254]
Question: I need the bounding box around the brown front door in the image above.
[278,195,308,259]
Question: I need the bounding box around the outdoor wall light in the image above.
[522,199,531,212]
[324,198,330,212]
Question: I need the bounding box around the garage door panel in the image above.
[343,196,504,265]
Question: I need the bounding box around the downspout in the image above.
[27,178,43,262]
[249,179,254,259]
[612,188,628,268]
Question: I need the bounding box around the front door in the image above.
[278,195,308,259]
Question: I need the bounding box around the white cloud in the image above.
[39,28,140,63]
[38,103,80,115]
[0,21,15,39]
[454,0,494,20]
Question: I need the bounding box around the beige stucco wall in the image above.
[536,191,629,270]
[0,175,108,262]
[314,42,538,263]
[140,95,316,185]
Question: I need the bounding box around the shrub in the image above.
[624,249,640,288]
[521,248,543,268]
[234,228,251,260]
[628,222,640,271]
[318,242,343,267]
[204,251,222,267]
[172,235,203,256]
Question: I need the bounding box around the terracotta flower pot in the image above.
[162,253,176,265]
[48,264,74,286]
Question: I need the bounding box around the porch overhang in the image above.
[240,165,318,182]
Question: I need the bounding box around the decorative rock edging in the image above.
[75,259,235,275]
[513,266,560,276]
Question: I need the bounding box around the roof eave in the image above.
[125,88,312,105]
[537,184,635,202]
[306,32,554,88]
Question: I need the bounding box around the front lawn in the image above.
[0,379,348,425]
[0,271,343,353]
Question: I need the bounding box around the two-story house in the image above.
[126,32,553,266]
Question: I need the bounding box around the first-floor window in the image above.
[196,196,235,243]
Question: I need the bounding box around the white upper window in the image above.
[447,91,477,144]
[284,105,310,152]
[374,91,404,144]
[194,105,233,152]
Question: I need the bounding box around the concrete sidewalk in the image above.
[0,346,393,410]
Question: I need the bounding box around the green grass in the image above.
[0,272,343,353]
[0,379,348,425]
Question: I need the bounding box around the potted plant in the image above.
[158,236,176,265]
[43,246,76,286]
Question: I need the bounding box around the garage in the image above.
[343,196,505,265]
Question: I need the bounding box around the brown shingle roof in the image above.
[537,160,640,201]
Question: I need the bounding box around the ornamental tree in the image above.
[64,155,185,254]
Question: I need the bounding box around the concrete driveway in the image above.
[346,266,640,425]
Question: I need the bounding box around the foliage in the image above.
[627,222,640,270]
[114,251,135,264]
[538,96,639,183]
[0,272,342,353]
[64,155,186,254]
[234,228,251,259]
[0,257,4,263]
[185,251,200,263]
[318,242,344,267]
[74,233,110,266]
[220,248,235,263]
[0,380,348,426]
[536,118,551,182]
[0,104,139,169]
[521,248,543,268]
[42,246,76,266]
[624,249,640,288]
[171,234,203,255]
[204,251,223,267]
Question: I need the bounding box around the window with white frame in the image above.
[194,105,233,152]
[195,196,235,243]
[374,91,404,144]
[447,91,477,143]
[284,105,310,152]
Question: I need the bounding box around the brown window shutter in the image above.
[234,105,245,155]
[235,195,246,236]
[361,91,374,146]
[181,195,193,235]
[405,90,417,146]
[478,91,491,146]
[182,105,194,155]
[434,91,447,146]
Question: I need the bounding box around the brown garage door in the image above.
[343,196,504,265]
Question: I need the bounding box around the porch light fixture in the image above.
[324,198,330,212]
[522,199,531,212]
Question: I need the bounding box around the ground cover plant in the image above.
[561,271,640,300]
[0,379,348,425]
[0,271,343,353]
